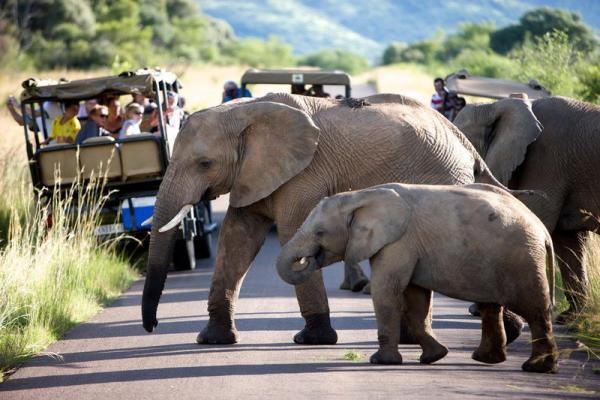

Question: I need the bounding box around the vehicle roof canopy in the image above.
[19,69,179,103]
[445,69,551,100]
[241,68,351,86]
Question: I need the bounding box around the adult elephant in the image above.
[453,96,600,322]
[141,93,516,345]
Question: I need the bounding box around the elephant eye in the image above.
[199,159,212,169]
[315,230,325,238]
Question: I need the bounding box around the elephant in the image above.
[453,96,600,322]
[141,92,524,346]
[276,183,558,373]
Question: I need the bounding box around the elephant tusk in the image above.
[141,216,153,226]
[292,256,312,272]
[158,204,193,233]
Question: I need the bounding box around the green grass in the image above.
[342,350,366,362]
[559,384,596,394]
[0,155,137,381]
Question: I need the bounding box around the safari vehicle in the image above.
[445,69,551,100]
[19,69,216,270]
[240,68,352,98]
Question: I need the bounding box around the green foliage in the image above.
[449,49,518,79]
[298,49,369,74]
[439,22,496,61]
[490,7,598,54]
[382,23,496,67]
[509,30,581,97]
[380,7,599,102]
[382,42,407,66]
[0,0,234,70]
[578,65,600,104]
[382,31,444,66]
[222,37,295,68]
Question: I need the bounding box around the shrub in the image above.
[509,30,582,97]
[298,49,370,74]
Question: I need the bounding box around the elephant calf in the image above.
[277,183,558,373]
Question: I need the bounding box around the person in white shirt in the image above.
[119,103,144,139]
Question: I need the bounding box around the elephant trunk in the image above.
[142,164,205,332]
[276,232,321,286]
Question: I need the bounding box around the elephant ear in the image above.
[228,101,321,208]
[344,187,411,265]
[484,98,543,185]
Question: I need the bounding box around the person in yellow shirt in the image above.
[42,101,81,145]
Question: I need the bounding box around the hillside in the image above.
[197,0,600,60]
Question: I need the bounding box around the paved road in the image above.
[2,195,599,399]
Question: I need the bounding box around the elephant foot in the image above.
[555,308,577,325]
[340,264,370,292]
[468,303,481,317]
[339,279,351,291]
[522,354,558,373]
[504,309,524,345]
[420,343,448,364]
[294,313,338,345]
[362,282,371,295]
[196,322,239,345]
[351,277,369,292]
[370,349,403,365]
[338,277,369,292]
[472,346,507,364]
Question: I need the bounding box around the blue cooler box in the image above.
[121,196,156,231]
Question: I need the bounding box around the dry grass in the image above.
[359,63,434,103]
[566,234,600,355]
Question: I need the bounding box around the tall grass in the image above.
[567,234,600,356]
[0,152,137,381]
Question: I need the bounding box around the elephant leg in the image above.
[339,262,370,292]
[553,231,589,324]
[277,221,337,345]
[399,292,431,345]
[512,305,558,373]
[369,272,405,365]
[468,304,522,344]
[293,271,338,344]
[197,207,272,345]
[472,303,507,364]
[404,285,448,364]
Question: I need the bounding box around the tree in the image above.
[382,42,407,65]
[510,30,582,97]
[440,22,495,61]
[223,37,295,68]
[490,7,598,54]
[298,49,369,75]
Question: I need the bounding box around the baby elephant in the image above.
[277,183,558,373]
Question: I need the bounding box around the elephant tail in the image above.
[474,158,548,201]
[545,236,556,308]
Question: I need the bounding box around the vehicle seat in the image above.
[120,134,163,181]
[79,136,122,181]
[37,144,79,186]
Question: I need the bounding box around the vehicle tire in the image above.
[194,232,213,259]
[173,238,196,271]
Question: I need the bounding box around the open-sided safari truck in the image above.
[241,68,352,98]
[445,69,551,100]
[19,69,216,270]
